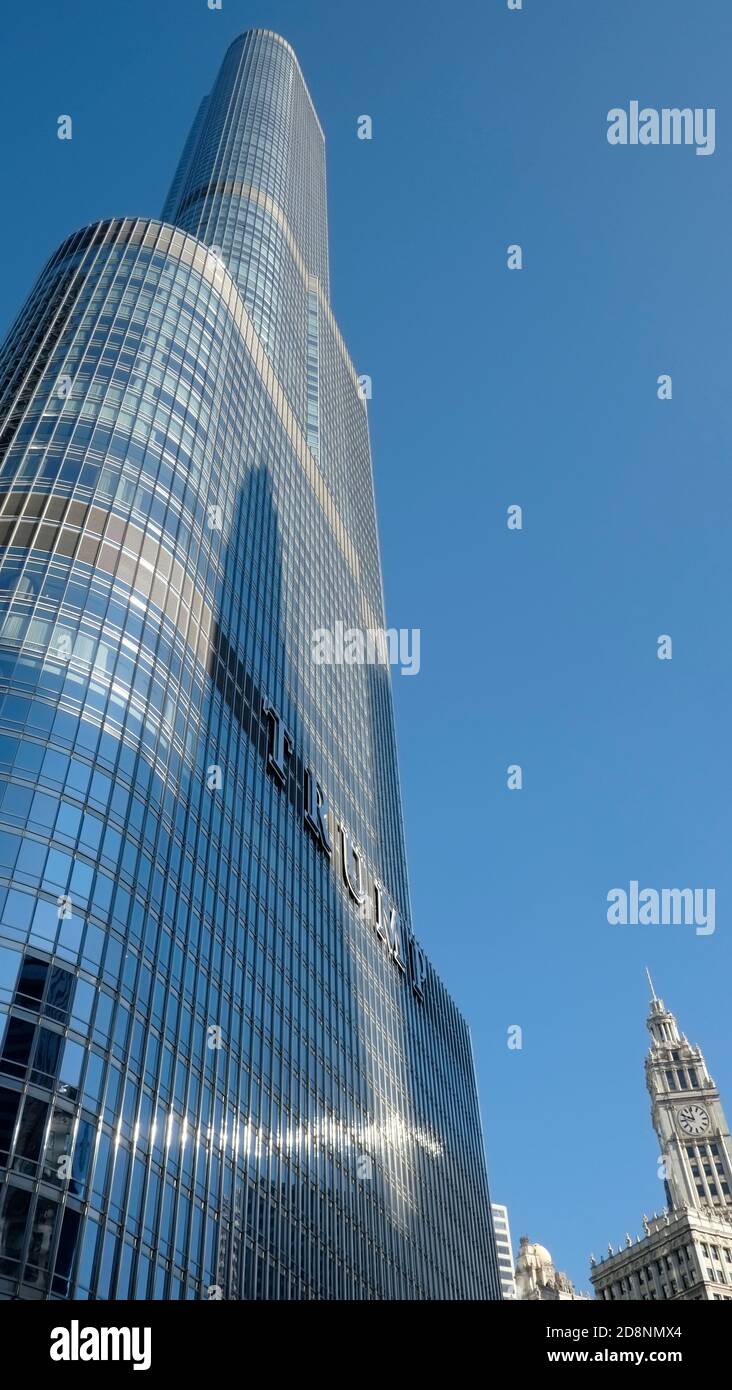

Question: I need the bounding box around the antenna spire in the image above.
[645,967,658,1001]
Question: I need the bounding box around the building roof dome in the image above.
[521,1241,553,1266]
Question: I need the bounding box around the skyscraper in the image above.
[0,31,499,1300]
[591,979,732,1300]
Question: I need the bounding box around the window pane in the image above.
[57,1037,84,1099]
[25,1196,58,1280]
[42,1106,74,1185]
[71,1117,95,1196]
[1,1017,35,1077]
[0,1085,20,1165]
[13,1096,48,1176]
[30,1026,62,1085]
[52,1207,81,1295]
[0,946,20,1001]
[0,1185,31,1274]
[46,966,74,1023]
[14,956,48,1010]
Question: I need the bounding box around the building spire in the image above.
[645,973,684,1048]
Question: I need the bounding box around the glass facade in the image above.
[0,29,499,1299]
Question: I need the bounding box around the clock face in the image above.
[676,1104,711,1137]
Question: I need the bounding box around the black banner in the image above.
[1,1295,725,1378]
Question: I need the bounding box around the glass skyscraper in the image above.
[0,30,499,1300]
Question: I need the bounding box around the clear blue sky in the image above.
[1,0,730,1293]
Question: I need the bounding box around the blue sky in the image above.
[1,0,731,1292]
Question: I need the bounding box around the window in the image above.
[45,965,74,1023]
[52,1208,81,1296]
[30,1026,62,1086]
[14,957,47,1010]
[97,1229,118,1298]
[0,1185,31,1274]
[58,1037,84,1099]
[26,1196,59,1281]
[42,1106,74,1185]
[9,955,75,1025]
[1,1016,35,1076]
[71,979,95,1031]
[0,1085,20,1165]
[71,1117,94,1195]
[12,1095,48,1176]
[0,945,20,1001]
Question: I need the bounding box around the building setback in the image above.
[0,31,500,1300]
[491,1203,516,1299]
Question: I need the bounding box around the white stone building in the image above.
[591,976,732,1301]
[514,1236,589,1300]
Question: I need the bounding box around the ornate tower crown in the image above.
[644,972,732,1214]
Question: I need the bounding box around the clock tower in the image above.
[592,977,732,1300]
[645,971,732,1214]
